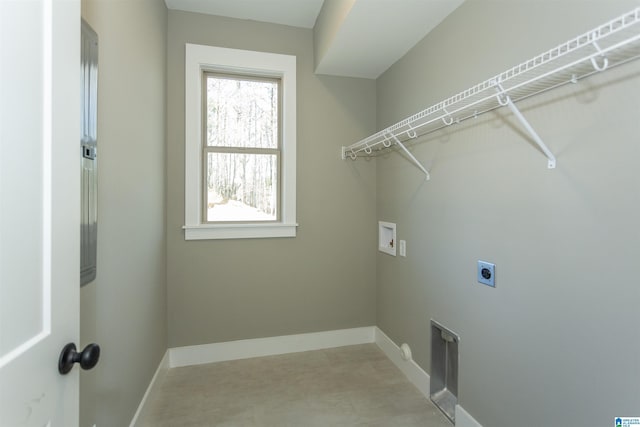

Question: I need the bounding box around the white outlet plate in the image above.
[477,261,495,287]
[399,240,406,257]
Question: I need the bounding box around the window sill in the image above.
[183,223,298,240]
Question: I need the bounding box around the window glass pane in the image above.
[206,75,279,149]
[206,153,278,222]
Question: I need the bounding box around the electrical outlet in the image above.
[477,261,495,287]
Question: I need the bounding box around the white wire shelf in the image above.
[341,7,640,180]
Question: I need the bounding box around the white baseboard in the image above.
[129,350,169,427]
[169,326,376,368]
[455,404,483,427]
[374,327,483,427]
[374,327,431,397]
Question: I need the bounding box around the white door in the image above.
[0,0,81,426]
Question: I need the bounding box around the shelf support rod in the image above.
[496,84,557,169]
[389,134,430,180]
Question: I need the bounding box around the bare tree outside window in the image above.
[203,73,280,222]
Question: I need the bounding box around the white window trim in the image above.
[184,44,297,240]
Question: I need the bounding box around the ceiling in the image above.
[164,0,325,28]
[165,0,464,79]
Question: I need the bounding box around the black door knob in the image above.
[58,343,100,375]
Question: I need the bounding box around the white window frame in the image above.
[184,44,297,240]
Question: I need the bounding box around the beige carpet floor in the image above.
[141,344,452,427]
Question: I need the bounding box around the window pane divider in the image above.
[204,146,279,155]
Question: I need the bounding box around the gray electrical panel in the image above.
[81,20,98,286]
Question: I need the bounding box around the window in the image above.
[203,73,280,223]
[184,44,297,240]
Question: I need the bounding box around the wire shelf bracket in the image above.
[341,7,640,177]
[391,134,431,180]
[494,82,557,169]
[342,134,431,180]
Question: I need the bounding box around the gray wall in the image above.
[376,1,640,426]
[80,1,167,426]
[166,11,377,347]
